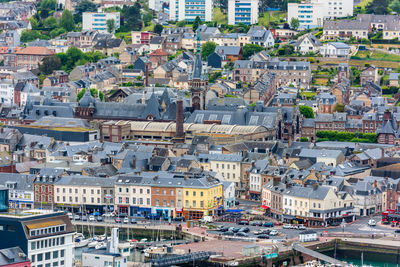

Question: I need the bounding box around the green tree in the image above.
[176,20,186,27]
[299,105,314,118]
[201,41,217,60]
[366,0,389,14]
[193,16,202,32]
[43,16,57,29]
[333,103,344,112]
[154,24,163,35]
[123,4,142,31]
[29,17,40,30]
[106,19,116,33]
[59,10,74,31]
[39,55,61,75]
[20,30,50,42]
[74,0,97,23]
[390,0,400,13]
[242,44,264,59]
[290,17,300,30]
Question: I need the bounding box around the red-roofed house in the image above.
[15,47,55,70]
[149,49,169,68]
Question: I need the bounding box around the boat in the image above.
[87,240,98,248]
[74,233,90,248]
[118,242,133,257]
[95,241,107,250]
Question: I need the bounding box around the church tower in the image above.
[189,30,208,111]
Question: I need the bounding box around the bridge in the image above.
[150,251,216,267]
[292,243,346,267]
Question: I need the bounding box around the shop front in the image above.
[153,207,171,220]
[130,206,151,217]
[261,205,270,216]
[9,199,33,209]
[182,210,204,220]
[117,205,129,216]
[175,208,183,218]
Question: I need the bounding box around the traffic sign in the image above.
[263,253,278,259]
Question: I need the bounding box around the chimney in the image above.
[285,183,291,189]
[132,156,136,169]
[384,110,391,121]
[374,180,377,188]
[0,127,3,133]
[313,183,318,190]
[381,148,385,159]
[273,176,280,186]
[175,98,184,139]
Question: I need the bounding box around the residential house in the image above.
[295,34,322,54]
[15,46,55,70]
[320,42,351,58]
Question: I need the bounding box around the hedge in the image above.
[316,131,377,143]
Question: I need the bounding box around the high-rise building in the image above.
[82,12,120,33]
[169,0,213,22]
[228,0,259,25]
[0,212,75,267]
[288,0,353,29]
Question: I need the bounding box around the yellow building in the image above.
[181,178,223,219]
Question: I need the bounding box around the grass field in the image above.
[258,11,287,26]
[354,50,400,62]
[214,8,227,24]
[301,91,317,98]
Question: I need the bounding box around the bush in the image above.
[316,131,377,143]
[300,137,309,142]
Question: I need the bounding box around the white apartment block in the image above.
[149,0,168,11]
[82,12,120,33]
[0,79,15,107]
[169,0,213,22]
[288,0,353,29]
[228,0,259,25]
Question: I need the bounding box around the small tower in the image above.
[189,30,208,111]
[173,97,185,143]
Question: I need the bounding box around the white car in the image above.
[89,215,95,222]
[269,230,279,236]
[368,219,376,226]
[283,224,292,229]
[298,224,306,230]
[123,217,129,224]
[67,213,73,219]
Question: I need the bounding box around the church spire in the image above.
[196,29,201,55]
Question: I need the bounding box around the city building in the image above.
[288,0,354,29]
[82,12,120,33]
[0,212,75,267]
[169,0,213,22]
[228,0,259,25]
[0,246,30,267]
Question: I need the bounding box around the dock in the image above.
[293,243,346,267]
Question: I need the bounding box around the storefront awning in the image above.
[261,205,270,209]
[225,209,242,213]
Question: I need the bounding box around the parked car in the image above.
[232,227,240,233]
[236,232,248,237]
[118,213,128,218]
[257,234,269,239]
[251,221,262,226]
[123,217,129,224]
[96,216,103,222]
[82,215,87,221]
[269,230,279,236]
[368,219,376,226]
[239,227,250,233]
[115,218,121,223]
[220,226,230,232]
[298,224,306,230]
[74,215,80,220]
[283,224,292,229]
[131,218,137,224]
[253,230,264,235]
[67,213,73,219]
[263,222,274,228]
[89,215,95,222]
[394,229,400,233]
[146,214,161,220]
[174,217,185,222]
[237,219,249,225]
[223,231,234,236]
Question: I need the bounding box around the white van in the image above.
[201,216,213,223]
[368,219,376,226]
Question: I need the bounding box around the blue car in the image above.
[145,214,161,220]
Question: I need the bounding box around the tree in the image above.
[154,24,163,35]
[299,105,314,118]
[242,44,264,59]
[390,0,400,13]
[74,0,97,23]
[39,55,61,75]
[366,0,388,14]
[59,10,74,31]
[201,41,217,61]
[333,103,344,112]
[176,20,186,27]
[106,19,116,33]
[290,18,300,30]
[193,16,202,32]
[43,16,57,29]
[123,4,142,31]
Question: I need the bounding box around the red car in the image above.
[115,218,122,223]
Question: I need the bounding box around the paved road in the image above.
[208,215,395,240]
